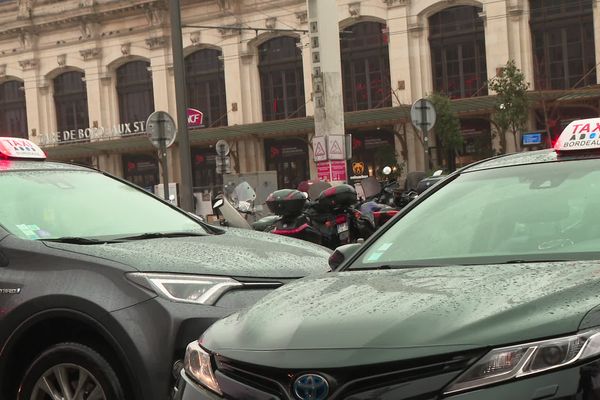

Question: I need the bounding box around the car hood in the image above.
[203,261,600,367]
[43,228,331,278]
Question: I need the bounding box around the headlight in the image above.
[184,340,222,395]
[445,329,600,394]
[127,273,242,305]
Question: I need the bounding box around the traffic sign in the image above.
[313,136,327,162]
[410,99,437,133]
[146,111,177,149]
[215,140,230,156]
[328,135,345,160]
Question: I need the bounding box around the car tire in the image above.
[18,342,125,400]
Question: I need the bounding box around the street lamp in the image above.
[169,0,194,212]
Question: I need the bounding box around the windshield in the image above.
[354,159,600,268]
[0,169,206,240]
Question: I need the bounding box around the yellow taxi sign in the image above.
[555,118,600,152]
[0,137,46,160]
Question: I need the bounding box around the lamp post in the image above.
[169,0,194,211]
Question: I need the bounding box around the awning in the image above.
[44,106,412,159]
[43,87,600,160]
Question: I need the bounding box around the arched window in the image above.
[340,22,391,111]
[530,0,595,89]
[54,71,89,141]
[259,37,306,121]
[429,6,488,98]
[185,49,227,127]
[0,80,27,138]
[116,61,154,125]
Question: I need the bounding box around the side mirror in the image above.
[328,243,362,270]
[212,198,224,209]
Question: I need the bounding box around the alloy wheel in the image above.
[30,363,107,400]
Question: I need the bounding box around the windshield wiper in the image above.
[115,232,206,241]
[40,237,115,245]
[349,264,422,271]
[498,259,568,265]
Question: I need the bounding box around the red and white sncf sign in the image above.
[0,137,46,159]
[187,108,204,128]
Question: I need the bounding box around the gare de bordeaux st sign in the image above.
[41,109,205,145]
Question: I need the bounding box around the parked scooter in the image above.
[257,184,360,249]
[211,182,268,229]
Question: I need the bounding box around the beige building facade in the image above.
[0,0,599,195]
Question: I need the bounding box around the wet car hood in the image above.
[43,228,331,278]
[203,261,600,367]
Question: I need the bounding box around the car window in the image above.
[0,169,205,240]
[353,159,600,268]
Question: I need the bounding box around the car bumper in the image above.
[172,358,600,400]
[110,297,234,400]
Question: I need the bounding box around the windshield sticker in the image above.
[15,224,50,239]
[16,224,40,239]
[378,243,393,251]
[366,252,383,262]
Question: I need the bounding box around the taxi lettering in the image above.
[570,122,600,135]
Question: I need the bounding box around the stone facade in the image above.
[0,0,599,192]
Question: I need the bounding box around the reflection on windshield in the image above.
[0,170,205,240]
[355,159,600,268]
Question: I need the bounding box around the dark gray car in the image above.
[0,142,330,400]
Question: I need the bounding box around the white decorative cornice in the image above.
[145,3,168,27]
[120,42,131,56]
[80,48,101,61]
[99,72,112,84]
[295,11,308,25]
[240,50,254,64]
[348,2,361,17]
[18,29,38,50]
[265,17,277,29]
[79,19,101,39]
[408,22,423,37]
[57,54,67,67]
[217,0,233,12]
[19,58,37,71]
[79,0,95,8]
[218,25,242,38]
[145,36,168,50]
[17,0,32,19]
[478,11,487,23]
[190,30,202,46]
[383,0,410,8]
[508,5,524,18]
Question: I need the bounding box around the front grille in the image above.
[214,350,485,400]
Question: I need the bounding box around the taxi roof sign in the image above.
[0,137,46,160]
[555,118,600,152]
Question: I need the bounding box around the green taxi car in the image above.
[175,118,600,399]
